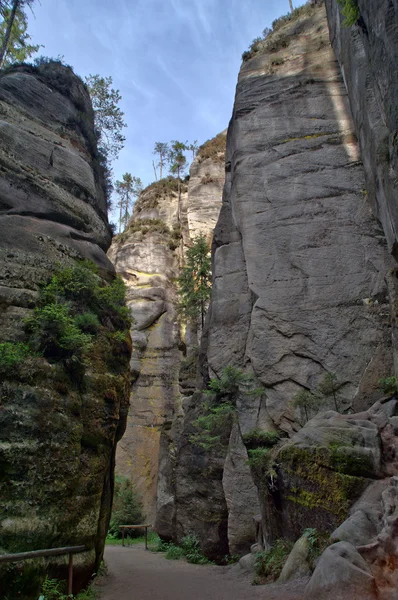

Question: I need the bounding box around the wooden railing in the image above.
[120,524,152,549]
[0,545,86,595]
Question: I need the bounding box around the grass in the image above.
[242,2,318,62]
[254,539,293,582]
[105,531,159,546]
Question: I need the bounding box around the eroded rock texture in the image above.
[0,63,129,595]
[109,138,225,523]
[166,3,395,561]
[326,0,398,258]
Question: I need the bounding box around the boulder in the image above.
[304,542,377,600]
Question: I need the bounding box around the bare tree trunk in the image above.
[177,171,181,225]
[289,0,294,12]
[152,160,158,182]
[0,0,19,69]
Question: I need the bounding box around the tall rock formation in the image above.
[109,135,226,523]
[0,62,130,597]
[160,2,396,563]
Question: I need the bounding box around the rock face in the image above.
[162,2,396,562]
[326,0,398,258]
[0,63,130,596]
[109,137,225,524]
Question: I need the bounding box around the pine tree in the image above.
[85,74,127,163]
[115,173,143,233]
[0,0,39,69]
[153,142,169,180]
[177,234,212,328]
[168,140,187,225]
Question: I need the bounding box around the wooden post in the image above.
[68,552,73,596]
[122,527,125,547]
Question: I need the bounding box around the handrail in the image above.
[0,545,86,595]
[0,545,86,563]
[119,524,152,550]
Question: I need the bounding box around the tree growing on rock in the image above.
[293,389,320,425]
[317,372,340,411]
[152,142,169,181]
[168,140,188,224]
[85,74,127,163]
[0,0,39,68]
[115,172,143,233]
[177,234,211,328]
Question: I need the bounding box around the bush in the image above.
[0,342,30,374]
[190,403,236,451]
[379,376,398,396]
[181,534,209,564]
[74,312,101,334]
[242,429,281,449]
[337,0,359,26]
[25,303,92,360]
[254,539,293,581]
[165,544,185,560]
[108,475,144,538]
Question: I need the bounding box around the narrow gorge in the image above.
[114,0,398,597]
[1,0,398,599]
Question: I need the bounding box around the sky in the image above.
[25,0,301,224]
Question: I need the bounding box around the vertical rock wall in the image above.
[164,3,395,560]
[109,137,225,524]
[0,63,130,595]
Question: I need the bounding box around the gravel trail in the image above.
[95,544,306,600]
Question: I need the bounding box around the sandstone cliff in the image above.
[109,135,225,523]
[158,1,397,566]
[0,62,130,597]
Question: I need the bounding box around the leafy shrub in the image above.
[242,429,281,449]
[181,534,209,564]
[108,475,144,538]
[25,303,92,360]
[74,312,101,334]
[254,539,293,581]
[0,342,30,375]
[165,544,185,560]
[39,576,96,599]
[247,447,271,469]
[337,0,359,26]
[303,528,331,568]
[379,376,398,396]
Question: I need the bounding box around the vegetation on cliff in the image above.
[177,234,212,328]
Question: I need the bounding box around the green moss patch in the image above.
[279,445,370,522]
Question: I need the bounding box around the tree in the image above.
[177,234,211,328]
[293,389,319,424]
[0,0,39,69]
[108,475,144,538]
[187,140,199,161]
[317,372,339,411]
[168,140,188,224]
[115,172,143,233]
[288,0,294,11]
[152,142,169,181]
[85,74,127,163]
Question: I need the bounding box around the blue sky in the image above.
[26,0,299,223]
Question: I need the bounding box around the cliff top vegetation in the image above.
[197,133,226,164]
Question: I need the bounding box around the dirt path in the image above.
[95,544,306,600]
